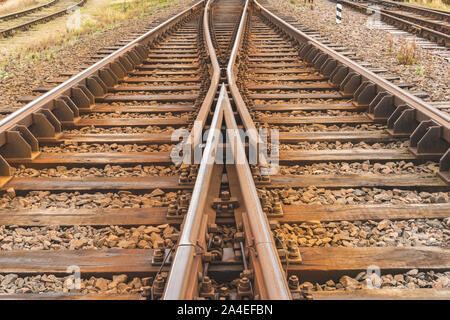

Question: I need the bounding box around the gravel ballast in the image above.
[12,164,182,177]
[40,143,173,153]
[301,270,450,291]
[0,190,190,210]
[278,161,439,175]
[273,218,450,248]
[258,187,450,205]
[0,224,179,251]
[0,274,152,295]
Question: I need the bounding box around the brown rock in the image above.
[137,240,150,249]
[113,274,128,284]
[130,277,142,289]
[377,219,390,231]
[117,240,136,249]
[150,232,164,243]
[339,275,359,288]
[95,278,109,291]
[150,189,165,197]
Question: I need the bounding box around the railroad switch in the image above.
[289,275,313,300]
[199,276,215,300]
[236,277,253,300]
[212,191,239,216]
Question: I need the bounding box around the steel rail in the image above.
[377,6,450,34]
[226,0,270,168]
[0,0,204,141]
[221,84,292,300]
[163,85,225,300]
[163,0,223,299]
[253,0,450,142]
[0,0,87,37]
[0,0,59,21]
[185,0,222,163]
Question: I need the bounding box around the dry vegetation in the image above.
[405,0,450,11]
[397,39,421,65]
[384,34,421,66]
[23,0,173,52]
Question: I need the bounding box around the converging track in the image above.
[0,0,448,300]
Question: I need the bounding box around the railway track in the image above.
[0,0,86,37]
[374,0,450,23]
[0,0,448,300]
[332,0,450,48]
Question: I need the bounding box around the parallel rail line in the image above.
[0,0,86,37]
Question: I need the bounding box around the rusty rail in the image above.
[163,0,226,299]
[226,0,271,169]
[164,0,291,299]
[221,84,292,300]
[184,0,222,163]
[163,84,225,300]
